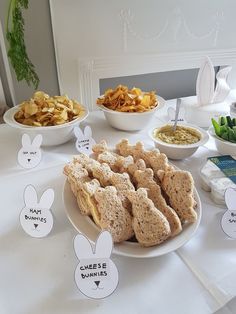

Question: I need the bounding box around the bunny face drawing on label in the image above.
[18,134,42,168]
[221,188,236,239]
[74,231,119,299]
[74,126,96,155]
[20,185,54,238]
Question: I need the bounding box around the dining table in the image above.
[0,99,235,314]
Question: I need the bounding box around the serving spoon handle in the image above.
[173,98,181,132]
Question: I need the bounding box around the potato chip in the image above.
[96,85,158,113]
[14,91,85,127]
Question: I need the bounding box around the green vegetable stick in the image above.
[228,128,235,142]
[219,125,228,136]
[221,132,229,141]
[219,116,227,126]
[226,116,233,128]
[233,127,236,140]
[211,118,221,136]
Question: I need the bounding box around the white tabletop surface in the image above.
[0,104,235,314]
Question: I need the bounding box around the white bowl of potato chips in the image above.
[4,91,89,146]
[96,85,165,131]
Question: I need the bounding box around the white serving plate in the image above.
[63,176,202,258]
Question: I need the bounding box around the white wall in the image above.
[0,0,236,106]
[50,0,236,109]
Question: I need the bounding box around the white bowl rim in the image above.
[208,126,236,146]
[149,123,209,148]
[96,95,165,115]
[3,104,89,130]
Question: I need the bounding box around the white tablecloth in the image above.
[0,107,235,314]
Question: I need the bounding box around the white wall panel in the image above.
[50,0,236,109]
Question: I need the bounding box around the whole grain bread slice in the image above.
[94,186,134,242]
[157,169,197,223]
[134,168,182,236]
[126,188,171,246]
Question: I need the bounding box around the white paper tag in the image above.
[221,188,236,239]
[74,125,96,155]
[18,134,42,169]
[20,185,54,238]
[167,106,186,123]
[74,231,119,299]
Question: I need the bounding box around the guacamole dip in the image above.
[154,125,201,145]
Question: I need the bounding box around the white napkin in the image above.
[196,57,231,106]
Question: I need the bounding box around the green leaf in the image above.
[6,0,39,89]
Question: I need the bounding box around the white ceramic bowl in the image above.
[3,105,89,146]
[97,96,165,131]
[208,126,236,155]
[149,123,209,160]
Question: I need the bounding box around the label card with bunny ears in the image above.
[221,188,236,239]
[74,231,119,299]
[20,185,54,238]
[18,134,42,169]
[74,125,96,156]
[167,106,186,123]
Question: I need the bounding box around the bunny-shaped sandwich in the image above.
[94,186,134,242]
[126,188,171,246]
[157,169,197,223]
[74,231,118,298]
[18,134,42,168]
[221,188,236,238]
[20,185,54,237]
[134,168,182,236]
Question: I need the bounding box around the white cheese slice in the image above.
[199,156,236,205]
[210,178,236,205]
[200,160,225,191]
